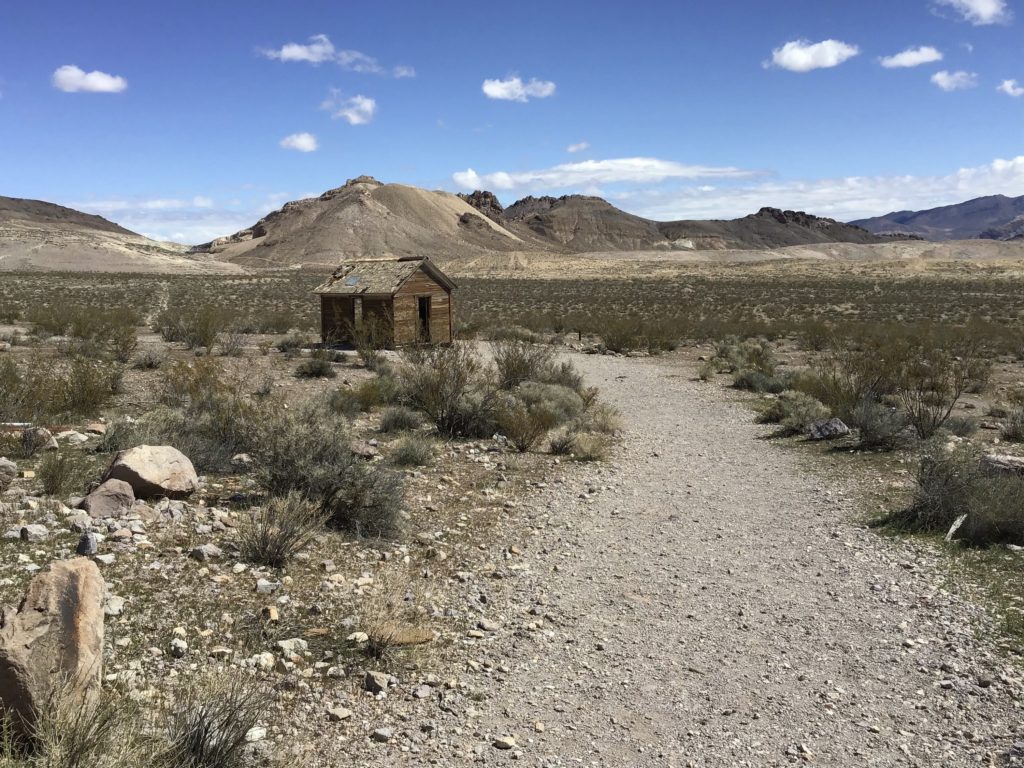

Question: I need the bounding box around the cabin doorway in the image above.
[417,297,431,342]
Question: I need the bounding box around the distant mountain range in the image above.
[851,194,1024,241]
[2,180,1021,273]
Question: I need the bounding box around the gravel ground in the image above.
[451,351,1024,767]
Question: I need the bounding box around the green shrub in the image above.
[275,332,310,358]
[295,355,336,379]
[757,390,829,435]
[513,382,584,425]
[907,444,982,532]
[0,354,121,423]
[733,369,791,394]
[154,306,232,352]
[541,360,584,392]
[389,435,434,467]
[238,492,325,568]
[945,416,977,438]
[38,452,90,497]
[399,344,498,437]
[490,340,555,389]
[132,349,165,370]
[578,402,622,435]
[379,406,421,433]
[852,399,909,450]
[331,376,401,416]
[959,474,1024,546]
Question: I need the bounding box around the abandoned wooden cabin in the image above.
[313,256,456,346]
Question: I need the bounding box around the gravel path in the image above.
[466,352,1023,767]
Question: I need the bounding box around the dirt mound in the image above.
[192,177,536,268]
[0,195,240,274]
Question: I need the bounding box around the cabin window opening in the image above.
[418,297,431,342]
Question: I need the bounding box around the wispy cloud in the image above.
[261,34,413,77]
[606,156,1024,222]
[320,89,376,125]
[765,39,860,72]
[482,76,556,102]
[998,79,1024,96]
[879,46,943,68]
[280,132,318,152]
[52,65,127,93]
[452,157,759,191]
[567,141,590,153]
[934,0,1011,25]
[931,69,979,90]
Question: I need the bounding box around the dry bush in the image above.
[153,306,232,353]
[38,452,91,497]
[389,435,434,467]
[0,354,121,423]
[959,475,1024,546]
[160,673,267,768]
[853,399,910,450]
[132,349,166,370]
[330,375,401,416]
[399,344,498,437]
[346,313,392,369]
[358,570,433,663]
[496,399,557,452]
[294,353,336,379]
[904,443,982,532]
[572,434,612,462]
[578,402,622,435]
[379,406,421,433]
[757,390,829,436]
[490,339,555,389]
[513,382,584,425]
[274,332,310,358]
[238,492,326,568]
[1001,408,1024,442]
[548,429,577,455]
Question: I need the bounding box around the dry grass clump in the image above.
[378,406,421,433]
[37,452,92,496]
[491,339,555,389]
[388,435,434,467]
[1001,408,1024,442]
[757,391,829,436]
[0,353,122,423]
[496,398,557,452]
[294,352,336,379]
[238,492,326,568]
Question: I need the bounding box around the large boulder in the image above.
[0,457,15,492]
[102,445,198,499]
[0,558,104,740]
[981,453,1024,477]
[79,478,136,519]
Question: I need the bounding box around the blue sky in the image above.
[1,0,1022,242]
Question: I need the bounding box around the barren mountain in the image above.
[852,194,1024,241]
[192,177,538,268]
[0,195,239,273]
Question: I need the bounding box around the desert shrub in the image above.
[294,354,336,379]
[154,306,232,352]
[38,452,90,497]
[1001,409,1024,442]
[346,314,392,368]
[217,327,247,358]
[161,674,267,768]
[491,340,555,389]
[541,360,584,392]
[572,433,611,462]
[275,332,310,358]
[389,435,434,467]
[852,399,910,450]
[944,416,977,438]
[496,398,557,452]
[733,369,791,394]
[711,337,776,376]
[238,492,325,568]
[159,359,229,408]
[757,390,829,435]
[399,344,498,437]
[132,349,166,370]
[513,382,584,425]
[484,325,538,343]
[906,444,982,532]
[578,402,622,435]
[379,406,421,433]
[548,429,577,455]
[0,354,121,423]
[331,376,401,416]
[253,402,403,537]
[958,474,1024,546]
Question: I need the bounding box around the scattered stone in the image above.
[230,453,253,469]
[19,524,48,543]
[493,736,516,750]
[0,559,104,740]
[190,544,223,562]
[76,532,100,556]
[56,430,89,446]
[370,727,393,743]
[94,554,116,566]
[276,638,308,655]
[327,705,352,722]
[808,418,850,441]
[256,578,281,595]
[364,670,390,694]
[244,726,267,743]
[103,445,198,499]
[103,595,125,616]
[80,479,135,519]
[0,458,16,491]
[170,637,188,658]
[84,423,107,436]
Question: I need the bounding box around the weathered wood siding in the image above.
[394,266,452,343]
[320,296,354,343]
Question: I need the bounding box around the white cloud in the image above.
[998,79,1024,96]
[934,0,1011,25]
[51,65,127,93]
[262,33,336,63]
[279,132,319,152]
[931,69,979,90]
[262,34,412,77]
[567,141,590,153]
[766,39,860,72]
[604,156,1024,222]
[482,76,556,102]
[320,90,376,125]
[452,157,759,191]
[879,46,944,68]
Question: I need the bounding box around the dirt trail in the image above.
[470,353,1022,767]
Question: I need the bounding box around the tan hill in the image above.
[191,176,539,268]
[0,195,240,273]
